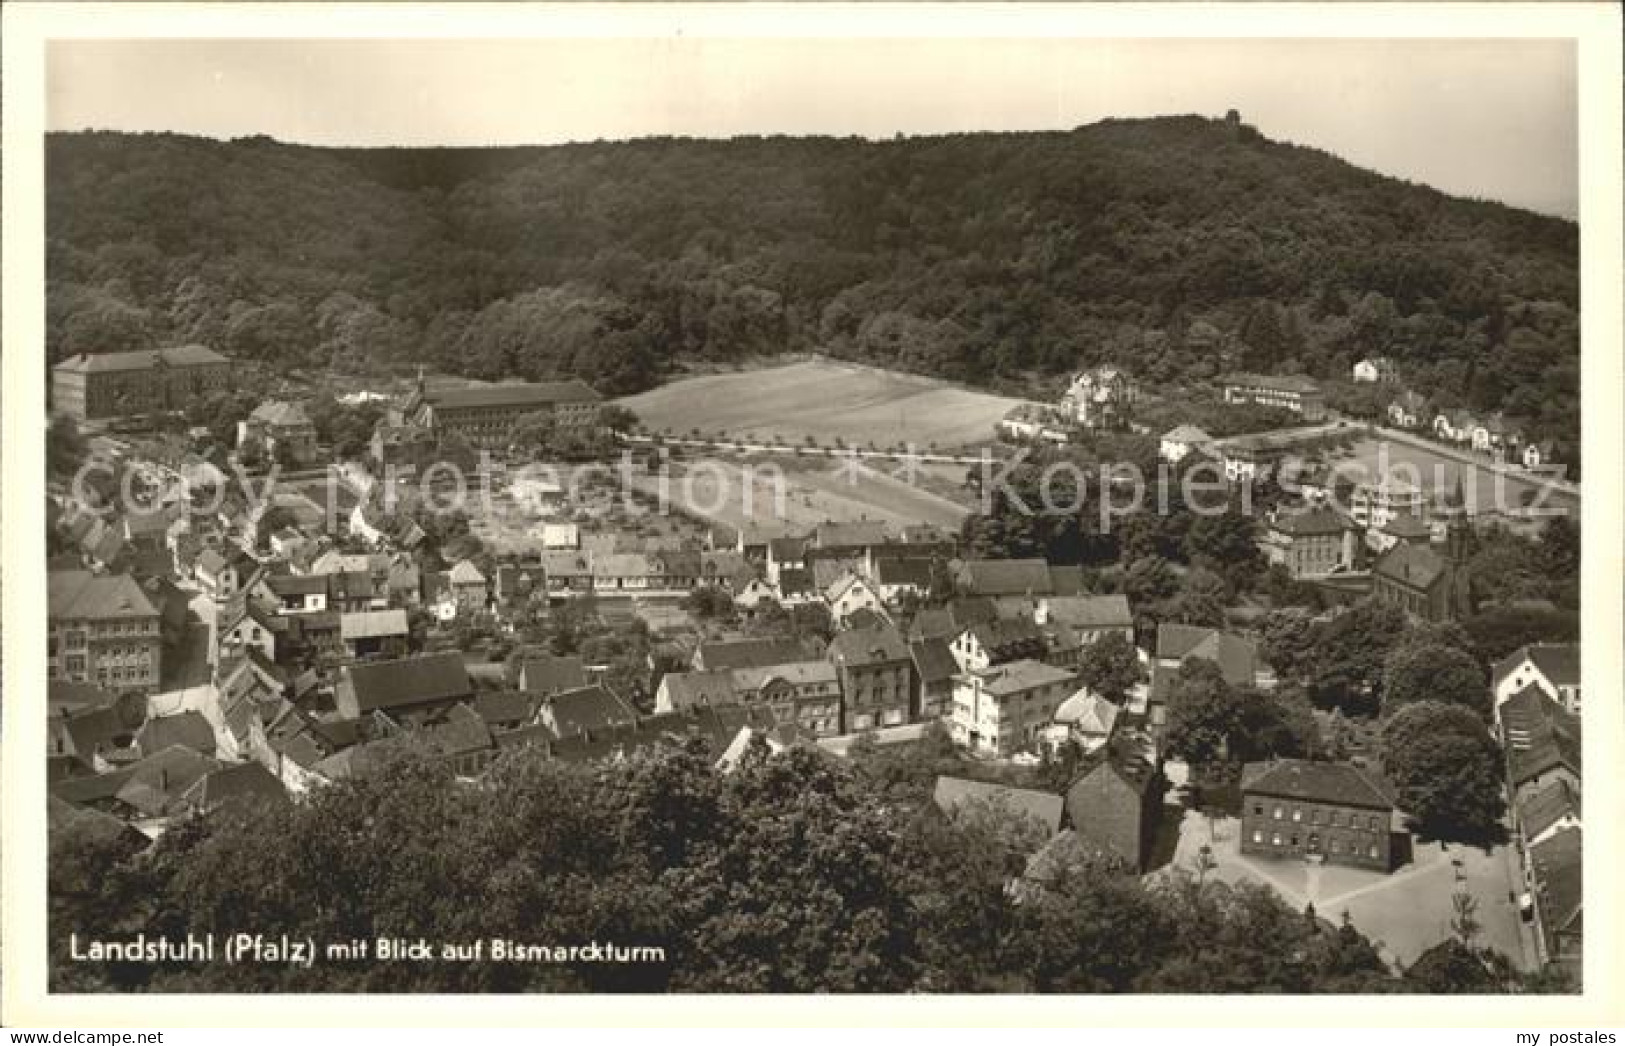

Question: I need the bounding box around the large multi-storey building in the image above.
[1258,507,1361,579]
[1220,372,1326,421]
[48,571,164,696]
[950,659,1077,758]
[827,624,914,732]
[51,345,231,423]
[1240,759,1397,871]
[405,377,602,449]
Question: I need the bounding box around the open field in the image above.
[619,361,1024,451]
[1328,436,1578,519]
[626,456,974,535]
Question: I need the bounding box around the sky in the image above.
[47,36,1578,218]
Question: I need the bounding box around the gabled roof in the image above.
[1053,690,1120,735]
[181,762,289,812]
[135,712,216,759]
[697,637,810,671]
[518,654,588,695]
[448,559,487,585]
[910,638,959,685]
[1241,759,1394,811]
[827,624,910,668]
[1381,513,1434,539]
[932,776,1064,836]
[1373,542,1450,592]
[967,616,1045,652]
[875,557,933,588]
[731,660,839,694]
[1044,594,1133,631]
[659,669,740,712]
[815,521,891,550]
[48,570,159,622]
[955,558,1054,597]
[115,745,223,817]
[1501,685,1581,787]
[1518,778,1580,842]
[543,685,638,736]
[1493,643,1580,691]
[1528,827,1582,939]
[768,537,808,561]
[473,690,534,728]
[1155,624,1257,685]
[343,652,472,714]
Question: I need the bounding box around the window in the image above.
[1310,809,1322,824]
[1330,839,1341,854]
[1368,845,1379,860]
[1331,811,1343,827]
[1252,805,1263,817]
[1271,833,1282,846]
[1292,808,1303,823]
[1252,830,1263,844]
[1273,806,1283,821]
[1368,815,1380,832]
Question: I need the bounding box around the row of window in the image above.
[1254,804,1384,832]
[1251,829,1381,859]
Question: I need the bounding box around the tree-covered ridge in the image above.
[47,116,1578,444]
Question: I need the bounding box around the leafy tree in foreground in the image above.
[1381,642,1489,720]
[1379,702,1507,845]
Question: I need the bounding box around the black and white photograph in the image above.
[3,1,1622,1028]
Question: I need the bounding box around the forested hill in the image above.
[46,116,1578,445]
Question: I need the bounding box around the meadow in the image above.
[617,360,1025,452]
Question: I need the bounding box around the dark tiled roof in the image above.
[1518,778,1580,842]
[697,637,810,671]
[136,713,216,759]
[48,570,159,621]
[1241,759,1394,811]
[1273,507,1356,537]
[343,652,472,714]
[876,557,933,588]
[1155,624,1256,686]
[956,558,1054,596]
[815,521,891,549]
[1529,827,1582,940]
[827,624,911,667]
[518,654,588,695]
[932,776,1064,835]
[1493,644,1580,690]
[473,690,533,728]
[544,685,638,736]
[910,638,959,685]
[425,380,600,411]
[182,762,289,811]
[1044,594,1133,630]
[1373,542,1449,592]
[1501,685,1581,787]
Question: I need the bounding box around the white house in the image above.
[1493,644,1581,718]
[1159,425,1215,465]
[825,571,882,626]
[1047,689,1121,753]
[1352,359,1380,383]
[1387,391,1427,429]
[1522,440,1557,471]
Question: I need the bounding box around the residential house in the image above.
[539,550,594,596]
[1037,594,1135,648]
[1240,759,1398,871]
[238,400,318,466]
[910,638,959,721]
[695,637,812,673]
[516,654,588,696]
[730,660,843,737]
[1387,390,1428,430]
[536,522,581,550]
[766,537,808,586]
[535,685,638,739]
[950,617,1047,673]
[952,558,1055,598]
[48,571,164,696]
[447,559,490,611]
[1515,778,1581,850]
[1158,424,1215,465]
[653,668,740,715]
[1061,365,1137,429]
[1259,507,1361,578]
[1368,511,1435,555]
[1432,409,1479,445]
[827,625,914,732]
[998,403,1069,445]
[369,420,438,475]
[1498,685,1581,807]
[950,659,1077,758]
[406,376,602,449]
[825,571,883,627]
[1493,644,1580,717]
[135,711,217,759]
[1151,624,1259,730]
[339,609,410,661]
[1048,690,1121,753]
[593,552,656,593]
[195,546,255,601]
[334,651,474,723]
[1522,440,1558,471]
[1525,827,1582,971]
[874,557,933,607]
[1064,756,1160,871]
